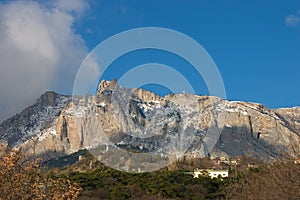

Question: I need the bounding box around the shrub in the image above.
[0,144,82,200]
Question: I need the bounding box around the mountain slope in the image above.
[0,92,71,146]
[0,80,299,166]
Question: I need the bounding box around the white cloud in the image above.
[285,13,300,27]
[0,0,91,122]
[52,0,90,17]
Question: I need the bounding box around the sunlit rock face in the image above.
[0,80,299,163]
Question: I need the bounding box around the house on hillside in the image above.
[193,168,229,179]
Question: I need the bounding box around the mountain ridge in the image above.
[0,80,299,167]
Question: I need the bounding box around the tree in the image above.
[0,144,82,200]
[223,157,300,200]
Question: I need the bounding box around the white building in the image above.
[193,169,229,179]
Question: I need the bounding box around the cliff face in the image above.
[0,92,71,146]
[275,107,300,133]
[0,80,299,162]
[214,102,300,159]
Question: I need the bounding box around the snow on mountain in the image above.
[0,91,71,146]
[0,80,299,167]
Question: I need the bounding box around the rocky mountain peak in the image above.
[0,92,71,146]
[35,91,65,108]
[0,80,299,165]
[97,78,117,93]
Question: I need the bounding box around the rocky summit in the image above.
[0,80,299,165]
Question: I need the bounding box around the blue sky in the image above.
[74,0,300,108]
[0,0,299,122]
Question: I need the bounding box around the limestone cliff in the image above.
[0,80,299,162]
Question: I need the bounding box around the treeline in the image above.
[54,152,300,200]
[1,145,299,199]
[66,168,225,200]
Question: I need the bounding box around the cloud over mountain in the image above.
[0,0,89,122]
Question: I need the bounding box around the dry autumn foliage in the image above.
[224,151,300,200]
[0,144,82,200]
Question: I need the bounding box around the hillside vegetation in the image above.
[1,146,299,199]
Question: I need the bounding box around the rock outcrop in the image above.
[0,92,71,146]
[0,80,299,163]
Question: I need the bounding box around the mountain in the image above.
[0,80,299,169]
[0,92,71,146]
